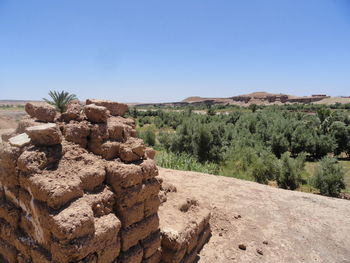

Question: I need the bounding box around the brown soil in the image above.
[159,168,350,263]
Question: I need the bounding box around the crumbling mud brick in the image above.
[78,163,106,191]
[141,230,161,259]
[25,102,56,123]
[26,123,62,146]
[23,172,83,210]
[85,104,109,123]
[106,162,143,189]
[0,238,17,263]
[117,202,144,228]
[17,145,62,173]
[140,159,158,181]
[86,99,128,117]
[121,214,159,251]
[96,237,121,263]
[51,214,121,263]
[50,200,95,241]
[63,122,90,147]
[0,200,21,228]
[144,195,161,217]
[161,246,187,263]
[142,249,161,263]
[119,243,143,263]
[16,118,42,134]
[59,100,82,122]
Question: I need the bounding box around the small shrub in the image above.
[251,152,280,184]
[276,152,305,190]
[312,157,345,197]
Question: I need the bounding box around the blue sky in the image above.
[0,0,349,102]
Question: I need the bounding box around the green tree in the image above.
[312,157,345,197]
[330,121,348,155]
[43,90,77,113]
[251,151,280,184]
[249,103,258,113]
[276,152,305,190]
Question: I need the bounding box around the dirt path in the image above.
[159,168,350,263]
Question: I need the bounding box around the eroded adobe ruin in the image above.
[0,100,210,263]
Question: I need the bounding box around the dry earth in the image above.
[159,168,350,263]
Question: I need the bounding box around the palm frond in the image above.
[43,90,78,113]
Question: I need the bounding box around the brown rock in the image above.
[140,159,158,180]
[25,102,56,122]
[121,214,159,251]
[257,248,263,255]
[84,104,109,123]
[145,147,156,160]
[60,100,82,122]
[239,244,246,250]
[0,200,21,228]
[86,99,128,117]
[63,122,90,147]
[119,138,146,162]
[24,171,83,209]
[1,129,16,143]
[118,202,145,228]
[88,140,120,160]
[107,117,134,141]
[106,162,143,189]
[26,123,62,146]
[89,124,109,142]
[0,143,22,187]
[144,195,161,217]
[8,133,30,148]
[50,200,95,240]
[119,244,143,263]
[141,230,161,259]
[78,162,106,191]
[142,249,161,263]
[16,118,42,134]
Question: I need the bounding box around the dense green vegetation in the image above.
[132,104,350,197]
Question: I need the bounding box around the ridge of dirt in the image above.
[158,168,350,263]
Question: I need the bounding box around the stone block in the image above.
[8,133,30,148]
[26,123,62,146]
[50,200,95,241]
[144,195,161,217]
[63,122,90,147]
[140,159,158,180]
[25,102,56,122]
[24,172,83,210]
[121,214,159,251]
[142,249,161,263]
[119,244,143,263]
[145,148,156,160]
[85,104,109,123]
[106,162,143,189]
[86,99,128,117]
[0,200,20,228]
[141,230,161,259]
[117,202,144,228]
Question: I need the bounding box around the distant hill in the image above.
[180,92,350,107]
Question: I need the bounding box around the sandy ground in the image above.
[159,168,350,263]
[0,110,25,142]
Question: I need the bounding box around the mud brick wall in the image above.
[158,185,211,263]
[0,100,161,263]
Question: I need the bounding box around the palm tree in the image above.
[43,90,78,113]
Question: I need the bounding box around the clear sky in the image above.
[0,0,350,102]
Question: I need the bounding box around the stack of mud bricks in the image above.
[0,99,161,263]
[158,186,211,263]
